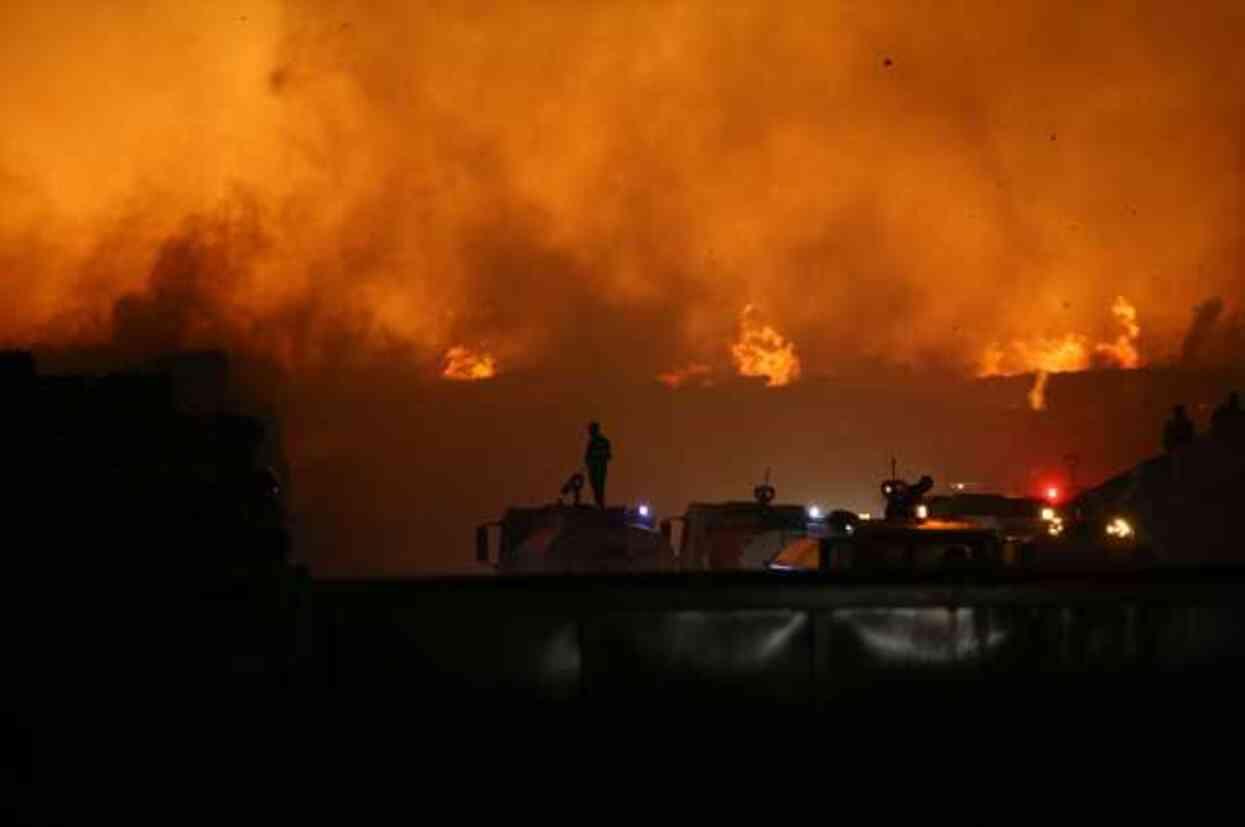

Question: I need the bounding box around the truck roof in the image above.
[927,494,1043,518]
[851,519,996,543]
[684,501,806,514]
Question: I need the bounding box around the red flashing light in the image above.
[1045,486,1061,503]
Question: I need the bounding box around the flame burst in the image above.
[980,296,1142,410]
[731,305,801,387]
[1028,370,1051,411]
[442,346,497,381]
[1093,296,1141,369]
[657,363,714,389]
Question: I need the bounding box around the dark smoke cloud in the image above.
[110,209,265,358]
[1181,297,1225,366]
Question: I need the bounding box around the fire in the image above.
[442,346,497,381]
[979,332,1092,378]
[657,363,714,389]
[1093,296,1141,369]
[1028,370,1050,411]
[731,305,801,387]
[980,296,1142,410]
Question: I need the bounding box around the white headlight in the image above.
[807,505,822,520]
[915,504,929,520]
[638,504,650,518]
[1041,507,1056,521]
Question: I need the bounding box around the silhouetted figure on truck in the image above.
[1163,405,1195,453]
[584,421,611,509]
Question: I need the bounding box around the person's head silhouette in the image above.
[1173,405,1187,419]
[588,421,601,437]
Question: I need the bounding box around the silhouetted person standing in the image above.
[1211,391,1242,436]
[1163,405,1195,454]
[584,422,611,509]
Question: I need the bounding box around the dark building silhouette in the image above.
[3,350,291,574]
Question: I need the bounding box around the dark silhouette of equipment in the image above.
[584,421,611,509]
[881,474,934,521]
[826,509,859,535]
[753,467,776,505]
[925,492,1051,546]
[559,472,586,506]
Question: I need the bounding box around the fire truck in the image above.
[659,476,853,570]
[476,474,673,572]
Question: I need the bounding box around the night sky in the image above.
[3,2,1243,573]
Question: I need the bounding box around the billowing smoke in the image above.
[3,1,1245,571]
[1181,297,1225,366]
[4,1,1245,373]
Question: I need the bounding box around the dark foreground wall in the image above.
[19,569,1245,715]
[16,566,1245,816]
[18,567,1245,731]
[302,569,1245,712]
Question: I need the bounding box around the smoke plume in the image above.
[1181,297,1225,366]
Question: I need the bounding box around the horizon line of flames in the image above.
[979,295,1142,410]
[441,300,806,387]
[444,297,1142,398]
[658,305,802,389]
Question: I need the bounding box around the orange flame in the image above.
[1028,370,1051,411]
[442,346,497,381]
[980,296,1142,410]
[731,305,801,387]
[1093,296,1141,369]
[656,363,714,389]
[978,332,1092,377]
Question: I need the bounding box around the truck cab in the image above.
[659,475,857,570]
[926,493,1053,543]
[661,501,836,570]
[768,519,1002,572]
